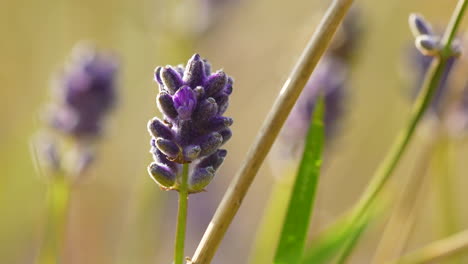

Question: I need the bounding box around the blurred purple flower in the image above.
[148,54,233,193]
[280,57,347,156]
[49,45,118,140]
[406,13,468,135]
[35,44,118,180]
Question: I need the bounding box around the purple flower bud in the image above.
[148,54,233,192]
[194,98,218,122]
[154,66,163,85]
[157,92,179,119]
[415,35,441,55]
[148,162,177,190]
[183,54,205,87]
[189,166,215,193]
[224,77,234,95]
[204,116,233,132]
[214,93,229,115]
[218,128,232,145]
[199,132,223,156]
[409,13,434,37]
[204,71,228,97]
[155,138,180,158]
[150,140,180,172]
[160,66,184,94]
[183,145,202,161]
[148,117,173,139]
[196,149,227,171]
[173,86,197,120]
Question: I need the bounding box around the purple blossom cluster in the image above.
[36,45,118,179]
[49,46,118,140]
[148,54,233,193]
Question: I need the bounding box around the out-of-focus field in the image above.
[1,0,467,263]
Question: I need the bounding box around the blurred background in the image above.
[1,0,468,263]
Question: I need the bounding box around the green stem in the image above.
[305,0,467,260]
[37,175,71,264]
[175,164,190,264]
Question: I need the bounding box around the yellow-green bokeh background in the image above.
[1,0,468,263]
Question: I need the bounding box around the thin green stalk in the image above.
[304,0,467,260]
[387,229,468,264]
[190,0,354,262]
[37,175,71,264]
[175,164,190,264]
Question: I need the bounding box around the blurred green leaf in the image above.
[273,95,325,264]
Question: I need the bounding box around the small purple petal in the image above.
[173,86,197,120]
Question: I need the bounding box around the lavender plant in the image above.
[147,54,233,264]
[33,44,118,264]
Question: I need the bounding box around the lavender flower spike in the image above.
[34,44,118,181]
[49,45,118,140]
[148,54,233,193]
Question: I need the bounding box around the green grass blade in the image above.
[273,95,325,264]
